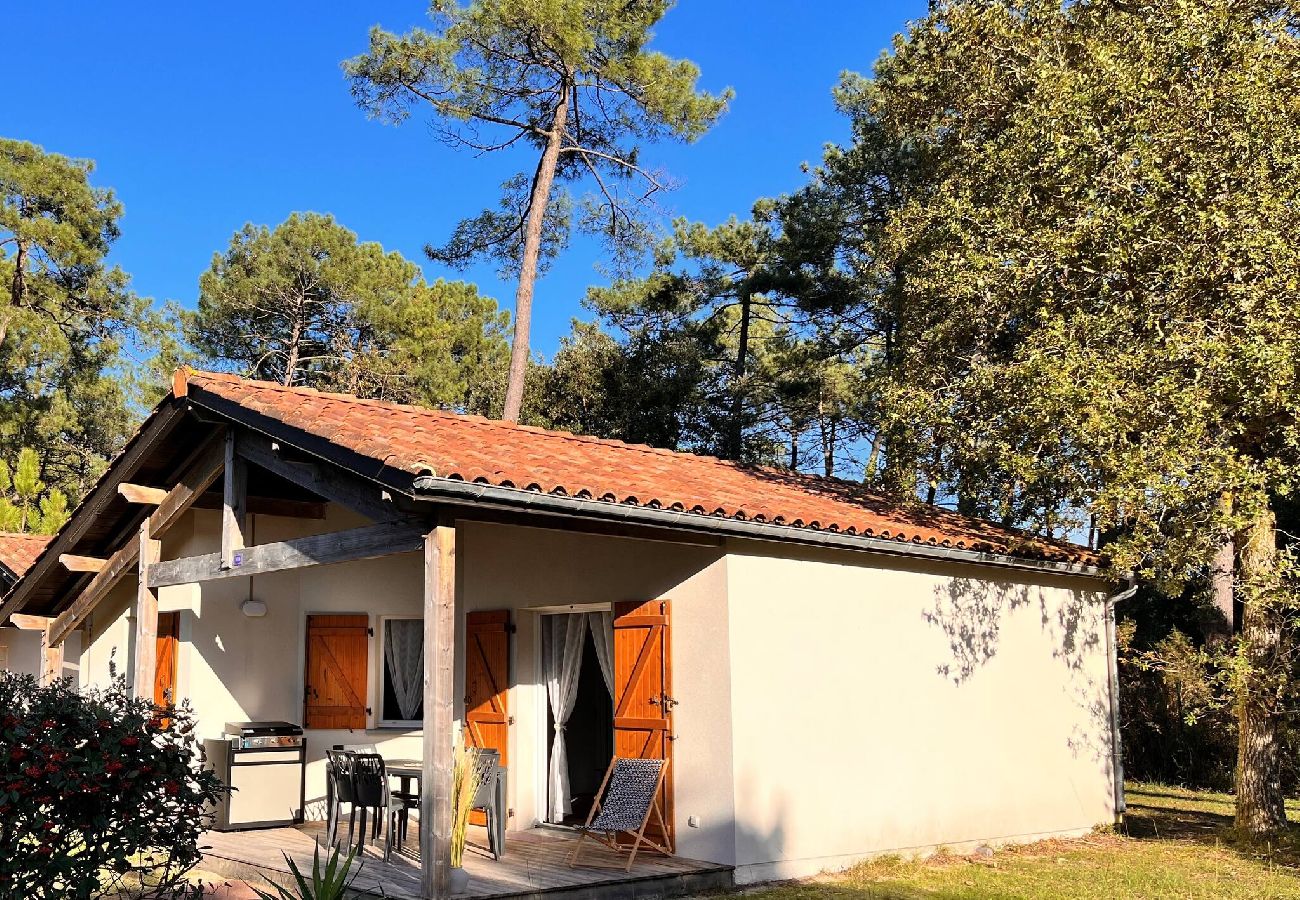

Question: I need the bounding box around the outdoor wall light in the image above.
[241,598,268,618]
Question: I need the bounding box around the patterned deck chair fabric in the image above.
[568,757,672,871]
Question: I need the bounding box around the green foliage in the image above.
[187,213,509,414]
[349,278,510,414]
[1117,617,1239,792]
[0,447,70,534]
[249,846,359,900]
[188,213,419,387]
[0,671,224,899]
[0,138,163,501]
[582,211,866,469]
[801,0,1300,558]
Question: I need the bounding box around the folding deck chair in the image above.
[568,757,673,871]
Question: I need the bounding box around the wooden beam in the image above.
[133,519,161,701]
[47,436,226,646]
[59,554,106,573]
[234,431,401,524]
[421,523,455,900]
[9,613,51,631]
[193,493,327,520]
[0,400,188,624]
[148,521,424,588]
[118,483,169,505]
[40,623,63,686]
[222,431,247,569]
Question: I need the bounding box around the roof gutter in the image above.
[411,475,1106,580]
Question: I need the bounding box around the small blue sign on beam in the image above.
[232,551,244,567]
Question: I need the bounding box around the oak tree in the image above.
[851,0,1300,832]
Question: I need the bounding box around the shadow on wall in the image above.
[924,574,1114,771]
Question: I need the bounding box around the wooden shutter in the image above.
[613,599,673,845]
[154,612,179,708]
[465,610,510,826]
[304,614,369,729]
[465,610,510,763]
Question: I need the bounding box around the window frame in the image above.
[375,614,424,729]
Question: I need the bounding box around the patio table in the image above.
[382,757,508,858]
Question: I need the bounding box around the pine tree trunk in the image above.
[502,82,571,423]
[1234,503,1287,834]
[726,292,752,460]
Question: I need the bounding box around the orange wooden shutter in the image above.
[154,612,179,709]
[465,610,510,763]
[613,599,673,844]
[465,610,510,825]
[304,614,369,729]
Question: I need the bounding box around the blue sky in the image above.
[13,2,925,359]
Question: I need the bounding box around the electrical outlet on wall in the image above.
[687,815,700,828]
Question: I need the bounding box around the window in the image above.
[378,617,423,726]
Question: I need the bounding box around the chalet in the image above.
[0,369,1119,897]
[0,532,58,675]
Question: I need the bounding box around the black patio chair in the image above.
[351,752,413,862]
[568,757,672,871]
[324,749,359,851]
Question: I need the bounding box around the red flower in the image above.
[119,736,139,748]
[9,749,25,762]
[164,780,180,796]
[40,719,57,730]
[23,765,42,779]
[105,761,125,774]
[97,720,112,730]
[35,844,51,856]
[43,763,59,775]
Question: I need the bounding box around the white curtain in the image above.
[588,611,615,698]
[545,614,587,820]
[384,619,424,721]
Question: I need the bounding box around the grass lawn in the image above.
[745,783,1300,899]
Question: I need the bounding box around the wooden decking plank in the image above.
[199,823,731,900]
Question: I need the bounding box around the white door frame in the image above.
[531,603,612,826]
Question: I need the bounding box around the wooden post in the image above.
[40,623,64,686]
[132,518,162,701]
[421,523,455,899]
[222,430,247,569]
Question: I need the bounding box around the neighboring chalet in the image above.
[0,532,61,676]
[0,370,1120,896]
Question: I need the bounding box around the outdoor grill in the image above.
[204,721,306,831]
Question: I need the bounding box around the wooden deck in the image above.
[199,822,733,900]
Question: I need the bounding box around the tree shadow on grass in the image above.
[1123,786,1300,870]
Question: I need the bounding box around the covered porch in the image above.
[200,823,732,900]
[2,371,727,898]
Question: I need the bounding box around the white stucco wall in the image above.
[723,539,1114,882]
[69,499,1113,881]
[0,627,76,682]
[77,506,426,815]
[456,521,735,865]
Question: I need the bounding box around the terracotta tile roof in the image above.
[183,370,1098,566]
[0,533,53,578]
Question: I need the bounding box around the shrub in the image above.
[250,846,360,900]
[1117,623,1239,791]
[0,671,224,899]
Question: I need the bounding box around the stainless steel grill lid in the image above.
[223,721,303,737]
